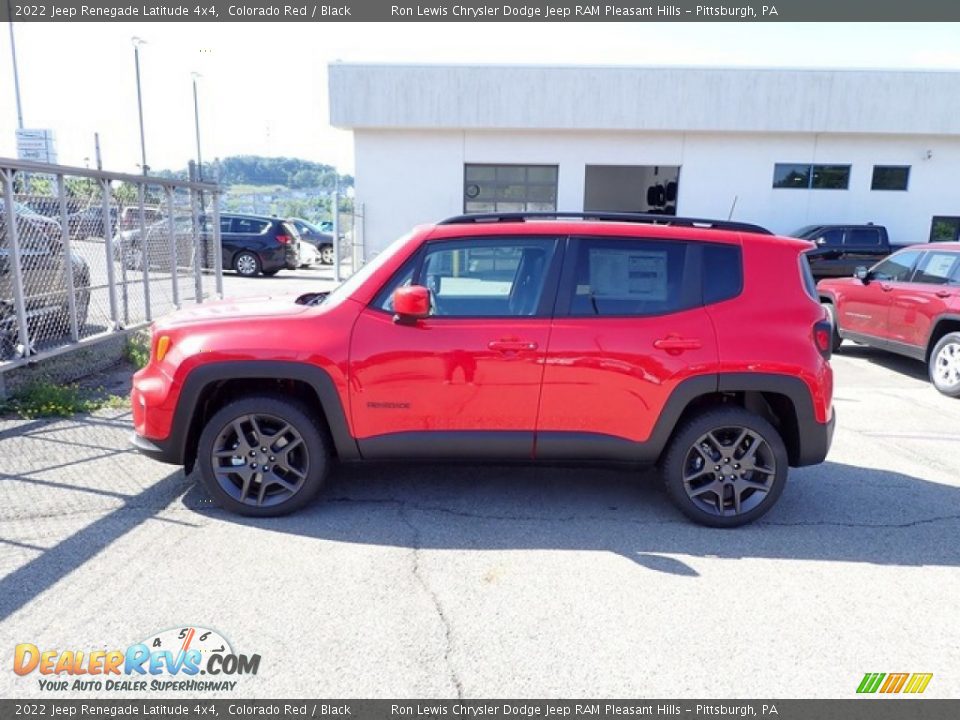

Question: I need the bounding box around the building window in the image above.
[871,165,910,191]
[464,164,558,213]
[773,163,850,190]
[930,216,960,244]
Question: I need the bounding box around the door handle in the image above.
[880,283,894,292]
[488,339,538,352]
[935,290,953,299]
[653,336,703,352]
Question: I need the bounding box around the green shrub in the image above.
[124,332,151,369]
[0,381,128,419]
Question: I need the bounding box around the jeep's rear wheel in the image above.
[197,395,330,516]
[661,407,788,528]
[930,332,960,397]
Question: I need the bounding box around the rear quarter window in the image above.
[800,255,818,299]
[702,244,743,304]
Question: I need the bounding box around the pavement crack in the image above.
[326,496,684,526]
[396,501,464,699]
[759,514,960,529]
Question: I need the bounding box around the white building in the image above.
[329,63,960,255]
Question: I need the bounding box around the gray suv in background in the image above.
[1,200,91,359]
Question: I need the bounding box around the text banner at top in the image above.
[4,0,960,22]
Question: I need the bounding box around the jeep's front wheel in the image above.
[660,407,788,528]
[197,395,330,516]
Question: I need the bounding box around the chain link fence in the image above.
[332,199,365,281]
[0,158,222,369]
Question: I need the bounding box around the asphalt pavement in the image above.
[1,271,958,699]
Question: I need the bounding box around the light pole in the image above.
[8,4,24,130]
[131,36,148,175]
[191,72,203,180]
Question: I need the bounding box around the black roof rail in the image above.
[438,211,773,235]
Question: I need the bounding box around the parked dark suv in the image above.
[132,211,835,527]
[220,214,300,277]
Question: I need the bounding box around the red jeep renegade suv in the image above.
[817,243,960,397]
[131,212,835,527]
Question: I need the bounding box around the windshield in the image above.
[321,231,414,306]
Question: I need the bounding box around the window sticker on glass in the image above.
[925,254,957,280]
[590,250,668,301]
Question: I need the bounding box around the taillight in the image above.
[814,320,832,360]
[276,234,291,245]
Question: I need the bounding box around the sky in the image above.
[2,22,959,175]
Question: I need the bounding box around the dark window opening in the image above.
[871,165,910,191]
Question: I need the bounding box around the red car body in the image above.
[817,243,960,394]
[131,214,836,525]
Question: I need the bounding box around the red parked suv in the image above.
[818,243,960,397]
[131,212,835,527]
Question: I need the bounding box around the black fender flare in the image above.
[168,360,359,466]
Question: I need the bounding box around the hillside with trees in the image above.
[157,155,353,191]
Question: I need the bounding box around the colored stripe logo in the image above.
[857,672,933,694]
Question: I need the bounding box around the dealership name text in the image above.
[389,5,777,18]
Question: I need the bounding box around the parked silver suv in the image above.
[1,200,91,359]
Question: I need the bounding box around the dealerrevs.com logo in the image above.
[857,672,933,694]
[13,626,260,693]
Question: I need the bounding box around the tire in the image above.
[196,394,331,517]
[320,244,334,265]
[233,251,261,277]
[660,406,789,528]
[929,332,960,398]
[821,302,842,353]
[262,269,280,277]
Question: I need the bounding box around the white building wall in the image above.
[355,128,960,254]
[331,64,960,136]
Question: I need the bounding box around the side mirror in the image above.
[854,266,869,282]
[392,285,430,323]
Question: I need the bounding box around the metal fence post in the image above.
[332,182,341,283]
[1,169,32,357]
[100,179,120,328]
[138,182,152,321]
[211,191,223,298]
[189,180,203,304]
[164,185,180,308]
[56,174,79,342]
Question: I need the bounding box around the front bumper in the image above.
[130,432,182,466]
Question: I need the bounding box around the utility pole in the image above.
[7,3,24,129]
[132,36,148,174]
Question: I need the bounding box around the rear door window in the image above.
[846,228,882,246]
[561,238,697,317]
[232,218,269,235]
[912,252,960,286]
